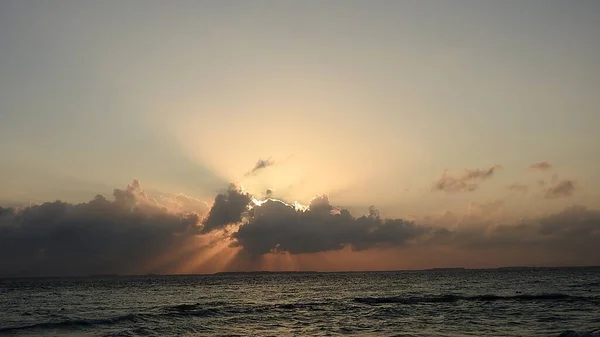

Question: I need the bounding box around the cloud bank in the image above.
[0,181,201,277]
[430,205,600,262]
[0,178,598,277]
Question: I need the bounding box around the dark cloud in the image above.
[0,180,201,277]
[545,180,575,199]
[538,205,598,236]
[507,183,529,194]
[529,161,552,171]
[245,158,275,177]
[433,165,501,193]
[201,184,251,233]
[231,196,425,256]
[426,206,600,264]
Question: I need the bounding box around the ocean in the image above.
[1,267,599,337]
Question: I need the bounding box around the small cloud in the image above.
[507,183,528,194]
[529,161,552,171]
[434,173,478,193]
[433,165,501,193]
[463,165,502,180]
[245,158,275,177]
[545,180,575,199]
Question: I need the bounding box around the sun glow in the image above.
[173,239,240,274]
[139,231,243,275]
[259,252,300,271]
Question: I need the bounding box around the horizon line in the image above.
[2,265,599,280]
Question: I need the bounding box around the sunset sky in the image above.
[1,1,599,276]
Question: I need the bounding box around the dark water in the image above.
[1,268,600,336]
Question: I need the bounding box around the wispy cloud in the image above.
[245,158,275,177]
[529,161,552,171]
[507,183,529,194]
[433,165,501,193]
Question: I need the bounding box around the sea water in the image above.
[1,267,599,336]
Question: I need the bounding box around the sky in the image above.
[1,1,599,276]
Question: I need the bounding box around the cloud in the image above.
[245,158,275,177]
[433,165,501,193]
[529,161,552,171]
[0,180,201,277]
[507,183,529,194]
[427,206,600,264]
[463,166,502,180]
[545,180,575,199]
[201,184,252,233]
[538,205,598,236]
[231,196,426,256]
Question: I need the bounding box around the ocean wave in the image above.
[354,293,596,305]
[558,331,600,337]
[0,303,223,333]
[0,313,145,333]
[165,303,203,312]
[274,301,329,310]
[568,281,600,288]
[162,303,222,317]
